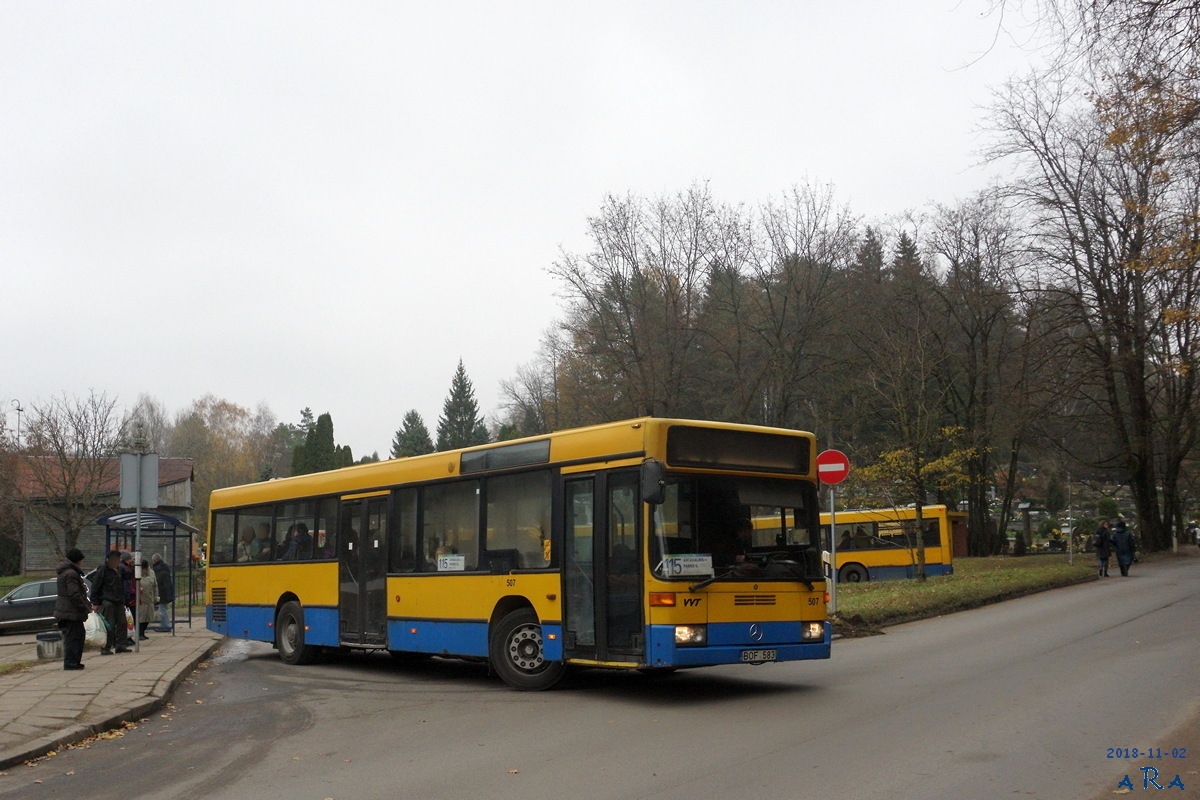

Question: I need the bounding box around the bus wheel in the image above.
[276,601,318,666]
[490,608,565,691]
[839,564,868,583]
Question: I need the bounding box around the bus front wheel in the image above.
[276,601,318,665]
[839,564,868,583]
[490,608,565,691]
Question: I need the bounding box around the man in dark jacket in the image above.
[151,553,174,631]
[1112,518,1136,576]
[54,548,92,670]
[1093,520,1112,577]
[89,550,130,654]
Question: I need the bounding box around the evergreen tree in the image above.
[853,226,886,283]
[436,361,491,450]
[391,410,435,458]
[293,412,340,475]
[890,231,923,279]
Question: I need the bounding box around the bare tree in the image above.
[927,191,1028,554]
[743,183,856,429]
[169,395,278,536]
[992,58,1200,550]
[17,392,129,561]
[551,185,723,419]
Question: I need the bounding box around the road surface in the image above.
[2,556,1196,800]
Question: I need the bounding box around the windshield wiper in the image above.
[689,569,735,592]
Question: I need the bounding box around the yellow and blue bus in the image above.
[818,505,963,583]
[206,418,830,689]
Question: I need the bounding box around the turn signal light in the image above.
[649,592,677,607]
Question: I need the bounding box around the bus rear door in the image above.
[339,494,388,647]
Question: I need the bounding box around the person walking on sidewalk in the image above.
[54,548,91,670]
[1112,518,1136,576]
[1093,520,1112,577]
[151,553,174,632]
[89,550,130,655]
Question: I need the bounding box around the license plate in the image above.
[741,649,777,662]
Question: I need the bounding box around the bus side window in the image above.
[424,481,479,571]
[390,488,417,572]
[211,512,236,565]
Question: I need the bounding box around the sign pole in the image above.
[815,449,850,618]
[121,436,158,654]
[828,485,838,615]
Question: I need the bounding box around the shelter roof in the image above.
[96,511,199,534]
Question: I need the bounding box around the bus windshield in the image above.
[650,474,822,581]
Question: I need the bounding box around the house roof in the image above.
[16,456,194,501]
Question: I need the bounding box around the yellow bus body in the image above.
[206,417,830,688]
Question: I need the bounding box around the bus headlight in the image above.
[674,625,707,646]
[802,622,824,641]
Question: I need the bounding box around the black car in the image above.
[0,577,91,634]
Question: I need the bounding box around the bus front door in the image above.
[563,471,643,662]
[338,495,388,647]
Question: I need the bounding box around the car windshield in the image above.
[649,474,822,582]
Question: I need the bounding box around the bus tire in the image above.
[839,564,868,583]
[489,608,565,691]
[276,601,318,666]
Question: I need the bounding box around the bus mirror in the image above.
[641,459,665,505]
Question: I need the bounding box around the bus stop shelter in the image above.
[96,511,200,631]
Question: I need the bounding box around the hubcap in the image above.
[508,624,544,672]
[283,619,297,653]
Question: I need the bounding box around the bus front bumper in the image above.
[645,621,831,668]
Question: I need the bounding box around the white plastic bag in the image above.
[83,611,107,648]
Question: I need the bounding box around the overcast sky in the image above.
[1,2,1045,458]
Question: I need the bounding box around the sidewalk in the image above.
[0,624,223,770]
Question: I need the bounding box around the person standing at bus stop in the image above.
[54,548,91,670]
[90,550,131,654]
[151,553,174,632]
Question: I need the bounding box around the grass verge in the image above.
[832,554,1098,636]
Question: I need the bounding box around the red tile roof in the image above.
[15,456,194,501]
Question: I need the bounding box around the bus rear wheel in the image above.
[839,564,868,583]
[490,608,565,691]
[276,601,318,665]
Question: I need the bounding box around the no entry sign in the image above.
[816,449,850,485]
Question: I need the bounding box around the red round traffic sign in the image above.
[816,449,850,485]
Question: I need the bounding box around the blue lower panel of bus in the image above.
[385,619,565,661]
[387,619,489,657]
[646,621,831,668]
[868,563,953,581]
[208,604,339,648]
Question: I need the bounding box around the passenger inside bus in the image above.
[852,525,872,548]
[237,528,256,562]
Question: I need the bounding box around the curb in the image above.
[0,637,224,771]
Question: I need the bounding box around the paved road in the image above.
[2,558,1196,800]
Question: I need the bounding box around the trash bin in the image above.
[36,630,63,660]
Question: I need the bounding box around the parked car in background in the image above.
[0,577,90,634]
